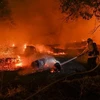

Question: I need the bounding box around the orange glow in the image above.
[15,62,23,67]
[24,44,27,49]
[0,0,99,47]
[35,44,53,54]
[50,68,56,73]
[50,69,55,73]
[23,44,27,52]
[12,43,15,47]
[0,0,100,73]
[17,55,21,59]
[15,55,23,67]
[34,44,67,55]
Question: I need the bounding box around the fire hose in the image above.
[24,56,100,100]
[54,56,78,72]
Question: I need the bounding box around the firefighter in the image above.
[31,56,61,73]
[31,58,45,68]
[79,38,99,70]
[54,62,61,72]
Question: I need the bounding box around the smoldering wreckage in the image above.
[0,43,67,73]
[0,41,99,75]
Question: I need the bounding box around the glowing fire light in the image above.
[82,39,85,42]
[35,44,67,56]
[50,69,55,73]
[24,44,27,49]
[15,55,23,67]
[12,43,15,47]
[15,62,23,67]
[52,52,66,56]
[17,55,20,59]
[23,44,27,51]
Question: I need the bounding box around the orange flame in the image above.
[15,55,23,67]
[12,43,15,47]
[23,44,27,51]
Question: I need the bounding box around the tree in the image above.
[60,0,100,21]
[0,0,13,23]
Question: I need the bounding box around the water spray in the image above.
[61,56,78,66]
[31,55,79,73]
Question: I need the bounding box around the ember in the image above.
[34,44,67,56]
[23,44,27,52]
[0,56,22,71]
[12,43,15,47]
[15,55,23,68]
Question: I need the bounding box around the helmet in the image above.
[54,62,61,72]
[87,38,93,43]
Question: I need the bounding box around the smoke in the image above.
[6,0,62,45]
[59,18,96,45]
[0,0,99,46]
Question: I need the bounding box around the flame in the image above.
[23,44,27,52]
[50,68,56,73]
[50,69,55,73]
[0,43,67,71]
[15,62,23,67]
[34,44,67,56]
[12,43,15,47]
[15,55,23,67]
[35,44,50,53]
[52,52,66,56]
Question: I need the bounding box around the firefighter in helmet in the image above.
[79,38,99,70]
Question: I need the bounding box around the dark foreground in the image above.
[0,56,100,100]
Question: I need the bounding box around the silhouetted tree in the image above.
[0,0,13,23]
[60,0,100,21]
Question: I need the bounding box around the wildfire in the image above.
[35,44,50,53]
[0,43,67,71]
[34,44,67,56]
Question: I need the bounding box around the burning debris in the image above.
[0,55,22,71]
[0,43,65,72]
[24,45,36,56]
[22,44,67,56]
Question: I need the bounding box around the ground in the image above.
[0,55,100,100]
